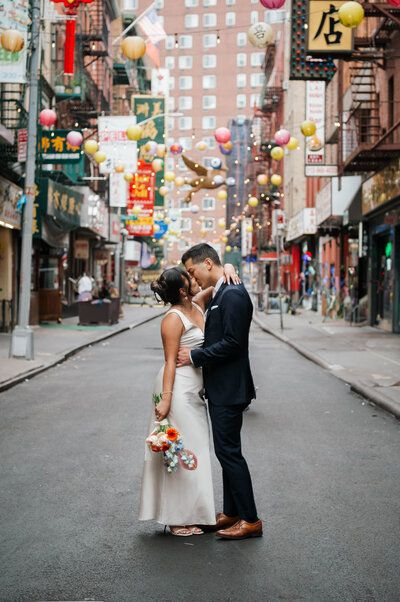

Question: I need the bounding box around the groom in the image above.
[178,243,262,540]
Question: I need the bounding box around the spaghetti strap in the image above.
[166,308,191,330]
[192,302,205,317]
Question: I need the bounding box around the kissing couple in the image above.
[139,243,262,540]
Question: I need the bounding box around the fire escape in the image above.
[0,87,28,184]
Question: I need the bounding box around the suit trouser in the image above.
[208,401,258,523]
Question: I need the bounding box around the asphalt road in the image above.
[1,319,400,602]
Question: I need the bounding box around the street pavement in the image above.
[1,318,400,602]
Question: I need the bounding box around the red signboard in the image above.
[126,160,155,237]
[17,129,27,163]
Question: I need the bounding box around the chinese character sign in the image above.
[39,129,83,164]
[47,179,83,227]
[97,116,138,175]
[305,81,325,165]
[307,1,353,54]
[126,161,155,237]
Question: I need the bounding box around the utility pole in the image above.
[10,0,41,359]
[276,232,284,331]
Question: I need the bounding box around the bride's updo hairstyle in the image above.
[151,267,192,305]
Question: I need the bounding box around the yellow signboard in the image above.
[307,1,353,54]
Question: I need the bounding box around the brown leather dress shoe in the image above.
[216,519,263,540]
[198,512,239,533]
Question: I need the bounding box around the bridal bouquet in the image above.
[145,394,198,474]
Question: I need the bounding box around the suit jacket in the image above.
[191,283,256,406]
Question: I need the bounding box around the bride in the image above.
[138,264,239,536]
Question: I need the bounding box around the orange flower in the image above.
[166,427,179,442]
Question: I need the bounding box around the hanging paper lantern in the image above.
[165,171,175,182]
[170,143,183,155]
[217,190,227,201]
[301,120,317,137]
[195,140,208,151]
[271,174,282,187]
[66,130,83,147]
[156,144,166,157]
[84,139,98,155]
[221,236,228,243]
[126,124,142,141]
[247,22,274,48]
[1,29,25,52]
[388,0,400,6]
[158,186,168,197]
[246,225,254,233]
[223,141,233,151]
[226,177,236,186]
[191,204,200,214]
[224,229,231,236]
[124,172,134,182]
[308,136,323,152]
[219,144,232,156]
[218,218,226,228]
[286,137,299,151]
[211,157,222,169]
[213,175,225,185]
[248,197,258,207]
[121,36,146,60]
[274,129,291,146]
[114,164,125,173]
[174,176,185,187]
[152,158,164,172]
[164,217,171,224]
[144,140,158,155]
[260,0,285,8]
[338,1,365,28]
[214,127,231,144]
[93,151,107,164]
[257,174,268,186]
[39,109,57,127]
[270,146,284,161]
[225,245,232,253]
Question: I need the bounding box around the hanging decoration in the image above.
[66,130,83,147]
[214,127,231,144]
[338,1,365,28]
[170,143,183,155]
[121,36,146,60]
[217,190,227,201]
[260,0,285,7]
[210,157,222,169]
[156,144,166,157]
[1,29,25,52]
[50,0,95,76]
[190,204,200,214]
[151,158,164,172]
[126,124,142,141]
[225,245,232,253]
[248,197,259,207]
[257,174,268,186]
[174,176,185,187]
[218,218,226,228]
[144,140,158,155]
[271,174,282,187]
[247,22,274,48]
[274,129,291,146]
[165,171,176,182]
[195,141,208,151]
[219,144,232,156]
[226,177,236,186]
[124,172,134,182]
[246,225,254,233]
[300,120,317,137]
[181,155,227,203]
[114,164,125,174]
[158,186,168,197]
[270,146,284,161]
[213,175,225,185]
[39,109,57,127]
[286,137,299,151]
[84,139,98,154]
[93,151,107,164]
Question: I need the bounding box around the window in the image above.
[202,196,215,210]
[202,116,216,129]
[237,73,246,88]
[265,9,286,23]
[226,0,236,4]
[203,13,217,27]
[250,11,259,24]
[166,158,175,171]
[203,156,216,168]
[251,73,264,87]
[250,93,260,108]
[123,0,138,9]
[203,54,217,68]
[203,218,215,230]
[165,56,175,69]
[179,76,193,89]
[179,35,193,48]
[203,136,216,149]
[203,95,217,109]
[237,53,247,67]
[203,0,216,5]
[226,11,236,26]
[169,77,175,90]
[179,137,193,150]
[155,0,164,7]
[181,218,192,231]
[237,94,246,109]
[237,32,246,47]
[203,75,216,89]
[251,52,264,67]
[179,55,193,69]
[179,96,193,110]
[185,0,198,6]
[185,14,199,28]
[165,35,174,50]
[179,117,192,130]
[203,33,217,48]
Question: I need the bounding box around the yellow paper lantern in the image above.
[221,236,228,243]
[300,120,317,137]
[217,189,227,201]
[338,1,365,27]
[132,205,142,214]
[195,140,208,151]
[218,218,226,228]
[124,172,134,182]
[270,146,284,161]
[174,176,185,187]
[286,137,299,151]
[1,29,25,53]
[159,186,168,197]
[84,139,99,155]
[164,217,171,225]
[114,164,125,173]
[93,151,106,164]
[225,245,232,253]
[126,125,142,141]
[156,144,166,157]
[271,174,282,187]
[248,196,258,207]
[153,224,160,233]
[223,141,233,151]
[152,158,163,172]
[165,171,175,182]
[246,225,254,233]
[256,174,268,186]
[121,36,146,60]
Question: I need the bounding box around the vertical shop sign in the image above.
[97,116,138,175]
[307,0,353,54]
[305,81,325,165]
[125,160,155,236]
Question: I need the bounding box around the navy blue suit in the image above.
[191,283,258,522]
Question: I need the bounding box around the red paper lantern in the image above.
[39,109,57,127]
[50,0,94,75]
[214,127,231,144]
[388,0,400,6]
[260,0,285,8]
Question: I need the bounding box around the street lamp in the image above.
[120,227,128,302]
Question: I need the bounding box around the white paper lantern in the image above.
[247,22,274,48]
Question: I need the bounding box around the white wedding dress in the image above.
[138,303,216,525]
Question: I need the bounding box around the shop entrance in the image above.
[372,231,394,331]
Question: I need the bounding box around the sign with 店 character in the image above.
[39,129,83,164]
[47,179,83,227]
[307,1,353,54]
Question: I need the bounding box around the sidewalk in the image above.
[0,304,166,392]
[253,306,400,419]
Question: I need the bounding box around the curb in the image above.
[0,310,166,394]
[253,313,400,420]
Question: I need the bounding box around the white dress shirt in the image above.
[189,275,224,365]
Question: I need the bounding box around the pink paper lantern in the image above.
[39,109,57,127]
[214,127,231,144]
[66,130,83,147]
[388,0,400,6]
[260,0,286,8]
[274,129,291,146]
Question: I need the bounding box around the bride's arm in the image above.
[192,263,241,311]
[155,314,183,421]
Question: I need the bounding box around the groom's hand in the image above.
[177,347,191,367]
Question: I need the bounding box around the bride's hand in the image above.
[223,263,241,285]
[155,397,171,421]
